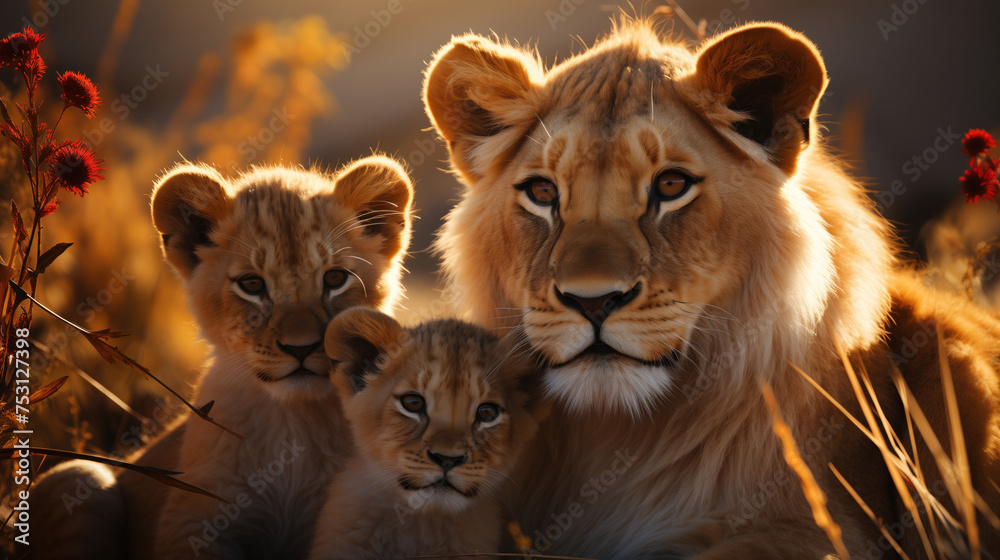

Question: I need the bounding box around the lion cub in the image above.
[150,157,414,559]
[307,308,544,560]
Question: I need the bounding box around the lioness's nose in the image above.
[555,283,641,326]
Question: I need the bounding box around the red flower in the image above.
[960,165,999,204]
[58,71,100,117]
[48,140,103,196]
[962,129,996,158]
[0,28,45,71]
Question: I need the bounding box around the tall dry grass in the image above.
[0,12,349,553]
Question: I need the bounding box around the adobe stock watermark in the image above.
[726,414,845,530]
[873,125,960,213]
[188,439,305,556]
[877,0,931,41]
[346,0,416,62]
[526,448,639,555]
[18,0,72,30]
[223,106,295,173]
[32,267,137,374]
[60,397,185,515]
[82,64,170,150]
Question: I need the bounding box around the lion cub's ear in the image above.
[423,34,543,181]
[680,23,827,175]
[332,156,414,263]
[324,307,404,396]
[151,164,230,279]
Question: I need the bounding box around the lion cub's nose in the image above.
[276,340,321,363]
[427,450,468,473]
[555,283,641,326]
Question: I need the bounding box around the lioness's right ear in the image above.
[423,34,543,182]
[324,307,403,395]
[151,164,230,279]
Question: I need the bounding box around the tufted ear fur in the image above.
[333,156,414,262]
[324,306,403,396]
[680,23,827,175]
[151,164,230,279]
[423,34,543,181]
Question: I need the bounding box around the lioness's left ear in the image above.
[324,306,403,395]
[332,155,414,261]
[679,23,827,175]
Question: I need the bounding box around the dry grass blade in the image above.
[29,339,151,426]
[936,326,980,559]
[7,280,244,439]
[833,344,937,559]
[762,383,851,559]
[831,464,911,560]
[0,446,226,503]
[27,375,67,404]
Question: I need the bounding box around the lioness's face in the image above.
[426,24,826,412]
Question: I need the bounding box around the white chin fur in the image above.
[543,359,674,415]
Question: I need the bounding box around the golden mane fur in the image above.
[424,18,1000,557]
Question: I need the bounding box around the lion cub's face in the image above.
[151,158,413,400]
[325,308,541,511]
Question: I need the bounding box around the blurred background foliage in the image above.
[0,0,997,545]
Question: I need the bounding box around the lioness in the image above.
[423,18,1000,558]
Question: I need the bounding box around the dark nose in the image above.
[555,283,641,326]
[276,340,321,363]
[427,450,468,473]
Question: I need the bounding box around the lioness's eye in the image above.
[654,170,695,200]
[400,394,425,414]
[517,177,558,206]
[324,268,349,290]
[236,275,266,296]
[476,403,501,423]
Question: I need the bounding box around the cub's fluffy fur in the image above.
[308,308,542,560]
[32,156,413,560]
[423,18,1000,558]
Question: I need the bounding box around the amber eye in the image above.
[400,394,425,414]
[476,403,501,423]
[236,275,266,296]
[324,268,349,290]
[654,170,694,200]
[518,177,558,206]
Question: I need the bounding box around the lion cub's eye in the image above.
[399,394,425,414]
[517,177,558,206]
[324,268,349,290]
[236,275,266,296]
[476,403,501,423]
[654,170,695,201]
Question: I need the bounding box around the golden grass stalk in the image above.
[790,330,999,558]
[761,383,851,559]
[830,464,911,560]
